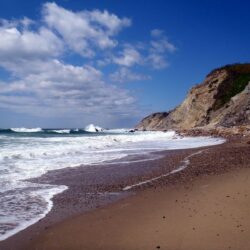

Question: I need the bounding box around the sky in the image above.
[0,0,249,128]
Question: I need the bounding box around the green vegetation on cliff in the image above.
[136,63,250,131]
[212,64,250,110]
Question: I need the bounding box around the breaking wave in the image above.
[0,129,225,241]
[0,128,93,135]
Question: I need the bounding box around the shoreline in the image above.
[32,167,250,250]
[0,135,249,249]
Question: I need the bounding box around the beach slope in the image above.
[25,138,250,250]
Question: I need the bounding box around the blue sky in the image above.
[0,0,249,128]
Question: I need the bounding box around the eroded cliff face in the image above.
[136,64,250,131]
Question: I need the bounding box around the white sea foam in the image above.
[10,127,43,133]
[49,129,70,134]
[0,130,225,240]
[104,128,132,133]
[123,149,206,191]
[0,185,67,241]
[85,124,103,132]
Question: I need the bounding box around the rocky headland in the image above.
[136,63,250,137]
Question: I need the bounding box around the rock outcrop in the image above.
[136,64,250,131]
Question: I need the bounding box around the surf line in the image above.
[123,149,206,191]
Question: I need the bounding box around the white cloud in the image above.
[147,29,176,69]
[0,23,63,61]
[0,3,176,127]
[102,30,176,70]
[0,3,138,125]
[87,9,131,33]
[112,47,142,67]
[0,60,136,117]
[147,53,169,69]
[150,38,176,53]
[20,17,35,28]
[151,29,164,37]
[43,2,131,57]
[110,67,150,83]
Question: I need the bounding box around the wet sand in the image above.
[1,136,250,249]
[29,168,250,250]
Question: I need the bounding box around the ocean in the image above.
[0,127,225,240]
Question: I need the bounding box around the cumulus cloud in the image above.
[150,29,176,54]
[0,3,137,124]
[0,25,63,60]
[110,67,150,83]
[147,29,176,69]
[43,2,131,57]
[112,46,142,67]
[0,60,136,117]
[0,3,176,126]
[103,30,176,70]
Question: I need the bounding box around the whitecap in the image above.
[0,130,225,241]
[50,129,70,134]
[85,124,103,132]
[11,128,43,133]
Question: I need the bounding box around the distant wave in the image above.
[0,128,92,135]
[48,129,71,134]
[85,124,103,133]
[0,127,132,135]
[0,128,44,134]
[46,129,91,134]
[11,128,43,133]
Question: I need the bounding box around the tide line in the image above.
[123,149,206,191]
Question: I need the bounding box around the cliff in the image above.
[136,64,250,131]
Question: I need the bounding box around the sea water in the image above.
[0,127,225,240]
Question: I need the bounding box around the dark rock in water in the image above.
[136,63,250,131]
[129,129,135,133]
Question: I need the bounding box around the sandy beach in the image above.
[30,168,250,250]
[0,1,249,249]
[1,136,250,250]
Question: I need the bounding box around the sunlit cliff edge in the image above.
[136,63,250,136]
